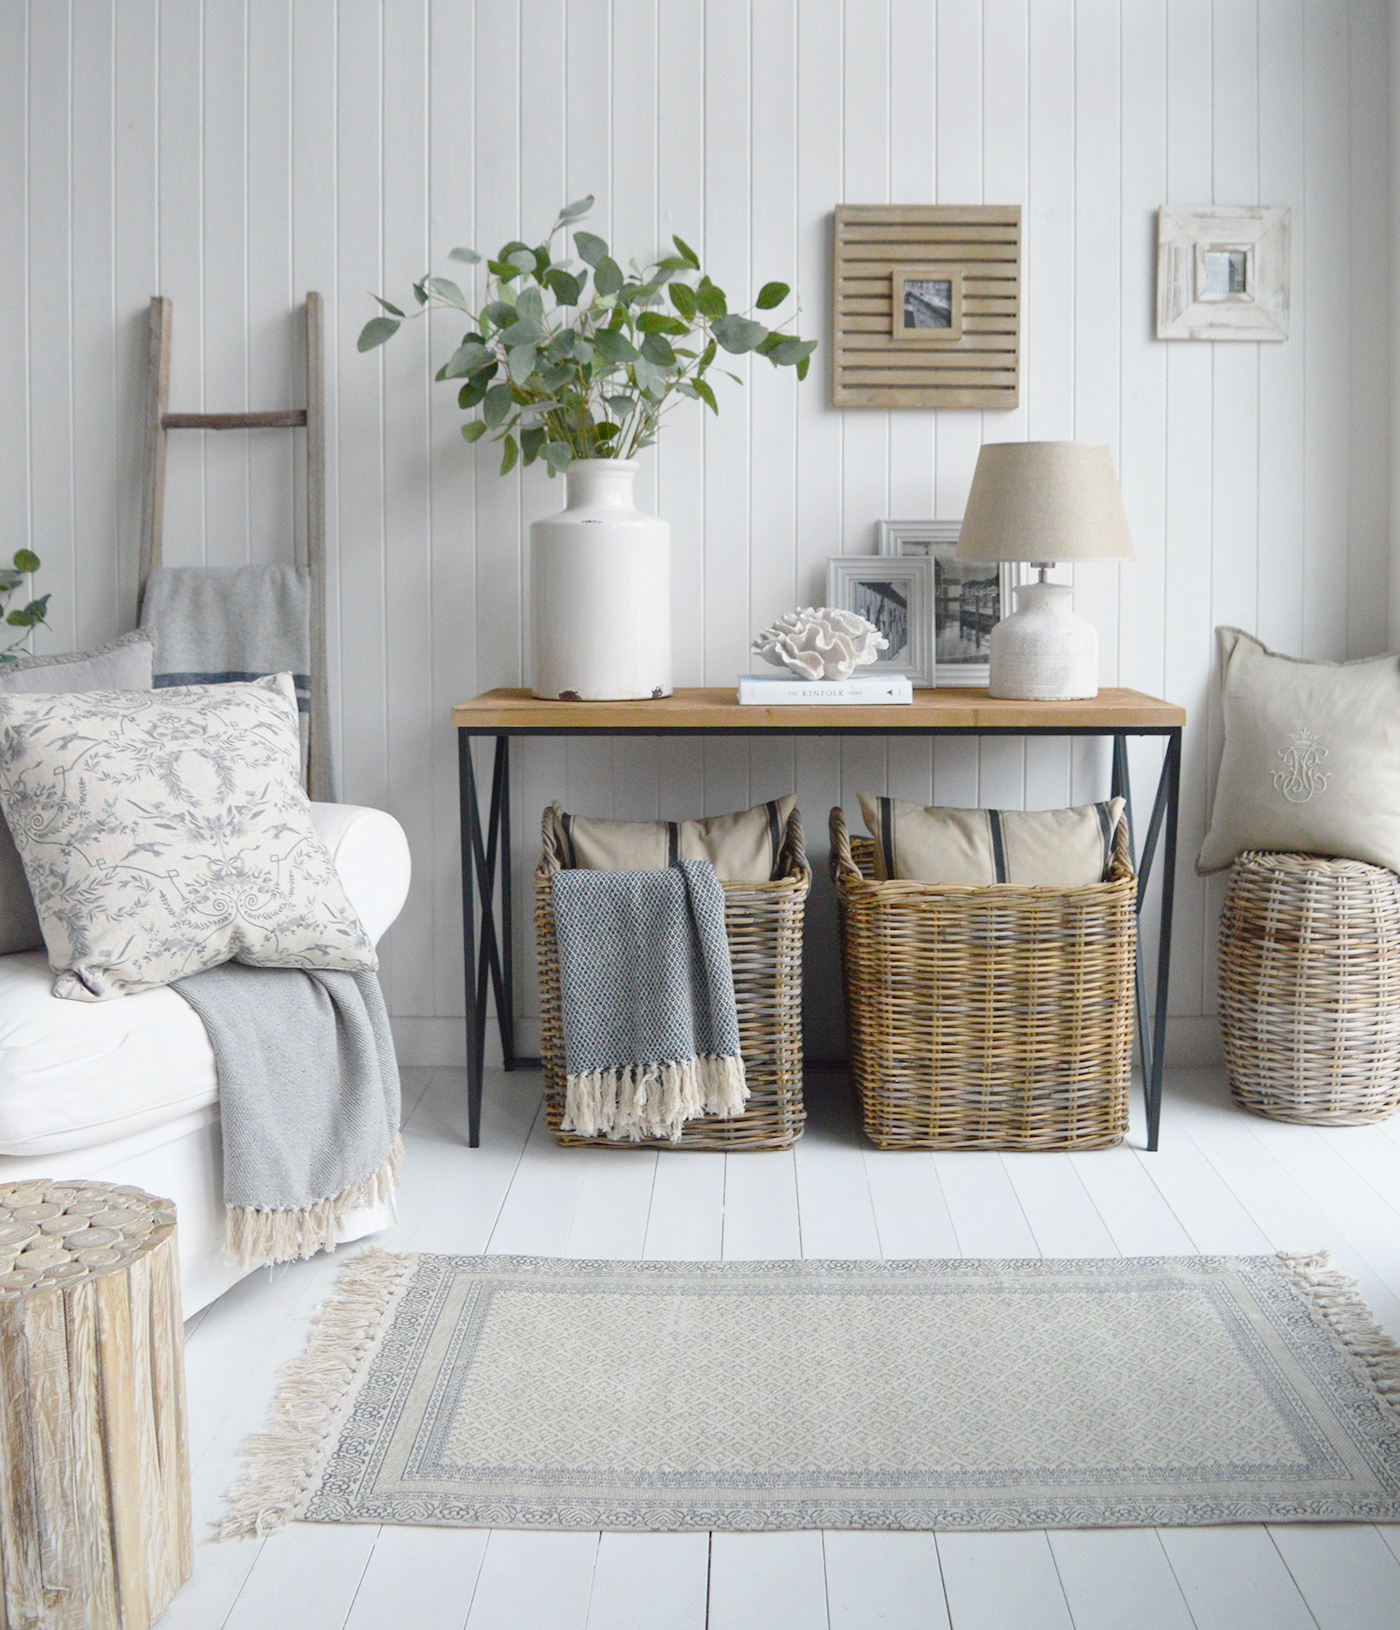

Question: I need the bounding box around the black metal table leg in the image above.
[1144,729,1182,1152]
[458,728,483,1147]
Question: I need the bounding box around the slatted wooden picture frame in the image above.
[832,205,1021,409]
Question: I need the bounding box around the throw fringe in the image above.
[563,1053,749,1143]
[219,1249,417,1539]
[1278,1251,1400,1406]
[224,1135,404,1268]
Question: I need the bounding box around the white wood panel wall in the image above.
[0,0,1388,1069]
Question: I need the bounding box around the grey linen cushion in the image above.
[0,672,376,1000]
[1198,627,1400,874]
[546,795,796,881]
[858,793,1126,885]
[0,630,155,954]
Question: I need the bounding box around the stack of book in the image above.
[738,673,913,706]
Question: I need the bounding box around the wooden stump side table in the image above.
[0,1181,191,1630]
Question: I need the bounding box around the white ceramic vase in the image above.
[530,459,672,702]
[988,580,1099,701]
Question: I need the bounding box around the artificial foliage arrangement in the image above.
[358,197,815,474]
[0,550,49,663]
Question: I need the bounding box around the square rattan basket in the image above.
[829,806,1137,1151]
[536,808,810,1150]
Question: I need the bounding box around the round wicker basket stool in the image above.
[1218,850,1400,1124]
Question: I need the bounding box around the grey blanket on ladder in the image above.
[140,564,315,778]
[550,859,748,1143]
[173,963,402,1267]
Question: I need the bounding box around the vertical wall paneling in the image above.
[4,0,1390,1073]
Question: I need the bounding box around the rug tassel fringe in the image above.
[219,1249,417,1540]
[1279,1251,1400,1403]
[225,1136,404,1269]
[563,1053,748,1142]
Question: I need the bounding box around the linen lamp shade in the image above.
[956,441,1134,700]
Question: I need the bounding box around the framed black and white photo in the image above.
[1156,205,1290,340]
[826,555,934,686]
[876,519,1016,687]
[890,266,963,344]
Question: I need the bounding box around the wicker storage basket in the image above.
[536,809,810,1150]
[1218,850,1400,1124]
[830,806,1137,1150]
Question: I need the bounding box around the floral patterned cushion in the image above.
[0,674,376,1001]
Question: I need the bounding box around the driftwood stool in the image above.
[0,1181,190,1630]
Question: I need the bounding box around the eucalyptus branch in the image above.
[359,196,816,477]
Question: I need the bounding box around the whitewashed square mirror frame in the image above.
[1156,205,1290,341]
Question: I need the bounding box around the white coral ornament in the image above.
[750,607,889,681]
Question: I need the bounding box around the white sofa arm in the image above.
[309,804,411,947]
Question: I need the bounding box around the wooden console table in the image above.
[453,687,1185,1152]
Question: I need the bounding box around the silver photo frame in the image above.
[826,555,935,687]
[876,519,1016,688]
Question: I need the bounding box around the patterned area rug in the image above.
[223,1251,1400,1536]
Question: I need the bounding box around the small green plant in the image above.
[358,196,815,476]
[0,550,49,663]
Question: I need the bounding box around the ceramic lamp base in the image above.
[988,581,1099,701]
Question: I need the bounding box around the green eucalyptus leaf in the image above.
[544,268,582,306]
[638,311,687,335]
[507,249,537,273]
[498,240,532,261]
[699,338,717,371]
[675,381,699,399]
[796,354,811,381]
[755,280,791,311]
[508,344,537,384]
[440,340,492,379]
[571,338,595,368]
[428,277,469,310]
[672,234,701,270]
[694,377,719,413]
[640,332,676,367]
[462,420,488,442]
[770,337,818,366]
[448,246,482,264]
[412,280,429,305]
[557,195,595,224]
[482,383,515,430]
[487,259,521,280]
[458,377,490,409]
[657,256,691,273]
[593,421,619,442]
[484,300,517,328]
[8,594,49,628]
[357,317,400,351]
[592,328,638,365]
[498,318,546,347]
[695,280,727,319]
[0,571,23,593]
[11,550,39,575]
[574,230,609,267]
[543,441,573,473]
[593,256,624,297]
[536,362,573,392]
[521,426,547,464]
[500,434,518,475]
[669,282,697,320]
[515,286,546,322]
[372,294,406,318]
[604,393,635,412]
[712,315,767,354]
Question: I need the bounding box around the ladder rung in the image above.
[162,410,308,431]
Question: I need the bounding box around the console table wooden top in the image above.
[453,685,1185,735]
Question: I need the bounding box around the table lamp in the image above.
[955,441,1134,700]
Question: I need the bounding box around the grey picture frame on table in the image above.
[877,519,1016,687]
[826,554,934,687]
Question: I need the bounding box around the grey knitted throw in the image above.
[173,963,401,1266]
[549,859,747,1142]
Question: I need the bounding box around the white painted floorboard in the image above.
[171,1064,1400,1630]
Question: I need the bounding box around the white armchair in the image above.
[0,803,411,1317]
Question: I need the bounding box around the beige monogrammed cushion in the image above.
[0,674,376,1000]
[1198,628,1400,875]
[547,796,796,882]
[858,794,1125,886]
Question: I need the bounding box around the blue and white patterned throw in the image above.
[550,859,747,1142]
